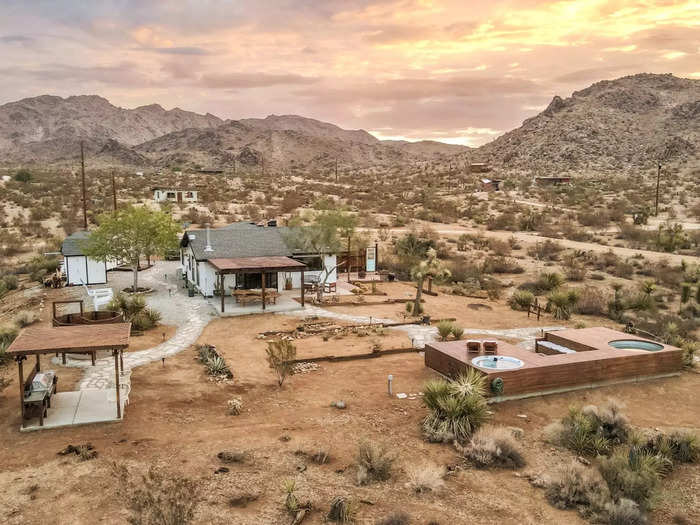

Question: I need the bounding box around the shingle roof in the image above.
[61,230,92,257]
[182,225,293,260]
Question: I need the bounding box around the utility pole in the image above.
[654,162,661,216]
[111,171,117,212]
[335,158,338,183]
[80,141,88,229]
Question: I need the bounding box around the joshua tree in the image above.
[410,248,450,316]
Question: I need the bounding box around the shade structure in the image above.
[208,256,306,273]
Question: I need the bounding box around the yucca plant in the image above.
[508,290,535,311]
[422,370,490,444]
[283,479,298,513]
[451,325,464,340]
[436,321,454,341]
[205,356,232,378]
[547,289,580,320]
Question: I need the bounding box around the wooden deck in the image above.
[425,328,683,401]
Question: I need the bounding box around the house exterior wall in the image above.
[65,255,107,285]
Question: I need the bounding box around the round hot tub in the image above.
[471,355,524,370]
[608,339,664,352]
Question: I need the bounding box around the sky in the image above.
[0,0,698,146]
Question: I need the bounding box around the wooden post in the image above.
[427,276,433,293]
[80,140,88,229]
[91,351,96,366]
[120,349,124,372]
[17,356,25,426]
[35,354,40,372]
[300,270,305,307]
[113,349,121,419]
[655,163,661,216]
[375,242,379,270]
[111,171,117,211]
[220,273,225,313]
[261,272,266,311]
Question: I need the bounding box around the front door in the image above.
[177,191,183,203]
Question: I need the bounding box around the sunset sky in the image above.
[1,0,697,145]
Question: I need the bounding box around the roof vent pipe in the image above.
[204,223,213,252]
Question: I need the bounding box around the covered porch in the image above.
[6,323,131,431]
[209,256,308,314]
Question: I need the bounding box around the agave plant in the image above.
[206,356,232,378]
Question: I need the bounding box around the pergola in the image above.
[209,256,307,313]
[6,323,131,427]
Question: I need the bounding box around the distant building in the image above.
[535,176,572,185]
[198,167,224,174]
[469,162,491,173]
[152,187,199,203]
[481,178,501,192]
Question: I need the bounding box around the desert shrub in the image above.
[602,498,647,525]
[451,325,464,340]
[376,513,410,525]
[205,355,232,378]
[639,431,700,465]
[527,239,563,261]
[356,441,395,485]
[0,323,19,357]
[266,339,296,387]
[487,238,512,256]
[113,463,200,525]
[681,341,697,368]
[576,286,608,316]
[405,462,445,493]
[2,274,18,291]
[598,448,664,509]
[482,256,524,274]
[545,462,610,512]
[436,321,454,341]
[547,289,580,320]
[546,400,629,456]
[14,310,39,327]
[422,370,490,444]
[227,396,243,415]
[508,290,535,311]
[328,496,355,523]
[463,426,525,469]
[536,272,564,293]
[109,293,161,332]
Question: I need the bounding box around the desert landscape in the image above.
[1,2,699,524]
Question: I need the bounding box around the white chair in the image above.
[81,281,113,311]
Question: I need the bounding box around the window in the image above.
[294,255,323,271]
[185,191,194,199]
[166,192,176,199]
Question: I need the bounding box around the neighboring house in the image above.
[469,162,491,173]
[152,187,198,203]
[481,178,501,192]
[179,222,340,297]
[61,231,118,285]
[535,176,572,185]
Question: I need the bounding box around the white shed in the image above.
[61,231,117,285]
[153,187,198,203]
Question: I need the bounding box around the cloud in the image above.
[200,72,320,89]
[147,46,212,55]
[554,65,642,84]
[0,34,34,45]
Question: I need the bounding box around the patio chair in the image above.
[466,340,481,354]
[81,281,114,311]
[483,340,498,355]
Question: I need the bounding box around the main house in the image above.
[153,186,198,203]
[61,231,118,285]
[179,222,340,297]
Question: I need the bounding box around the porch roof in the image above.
[7,323,131,356]
[208,256,307,274]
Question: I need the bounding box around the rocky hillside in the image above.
[0,95,222,163]
[475,73,699,173]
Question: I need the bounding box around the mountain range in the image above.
[0,73,697,173]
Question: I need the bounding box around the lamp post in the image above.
[654,163,661,216]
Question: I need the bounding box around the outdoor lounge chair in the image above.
[483,340,498,355]
[81,281,114,311]
[466,340,481,354]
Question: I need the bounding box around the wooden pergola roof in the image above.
[208,256,306,274]
[7,323,131,356]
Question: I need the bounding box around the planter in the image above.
[285,278,293,290]
[122,286,154,295]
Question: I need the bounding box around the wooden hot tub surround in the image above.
[425,327,683,401]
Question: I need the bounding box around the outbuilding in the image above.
[61,231,117,285]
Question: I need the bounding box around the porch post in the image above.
[375,242,379,270]
[16,356,26,426]
[36,354,40,372]
[220,272,225,313]
[113,349,121,419]
[300,270,305,307]
[261,271,266,311]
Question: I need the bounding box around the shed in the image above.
[61,231,117,285]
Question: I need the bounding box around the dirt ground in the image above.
[0,286,698,524]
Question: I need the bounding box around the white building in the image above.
[61,231,118,285]
[152,187,198,203]
[179,222,338,297]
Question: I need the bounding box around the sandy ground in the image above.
[1,284,698,524]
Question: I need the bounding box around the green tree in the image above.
[82,206,179,292]
[284,210,358,300]
[14,169,31,183]
[410,248,450,315]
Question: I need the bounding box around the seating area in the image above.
[465,339,499,355]
[230,288,280,306]
[81,281,114,310]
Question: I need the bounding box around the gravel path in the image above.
[53,262,214,390]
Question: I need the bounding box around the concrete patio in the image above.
[21,389,125,432]
[210,289,306,316]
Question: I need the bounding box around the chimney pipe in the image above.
[204,223,213,252]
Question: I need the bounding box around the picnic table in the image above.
[230,288,279,306]
[23,370,57,426]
